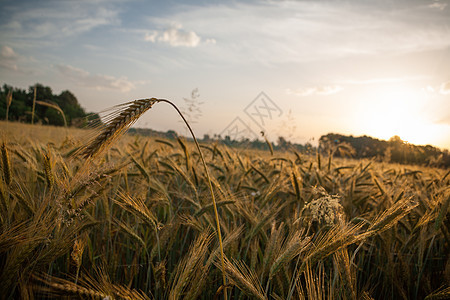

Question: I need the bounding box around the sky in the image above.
[1,0,449,149]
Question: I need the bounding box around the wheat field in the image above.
[0,117,449,299]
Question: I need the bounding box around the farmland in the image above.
[0,120,449,299]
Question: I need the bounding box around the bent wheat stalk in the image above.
[36,100,68,127]
[78,98,228,297]
[79,98,158,159]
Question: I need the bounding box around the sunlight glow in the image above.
[357,86,445,146]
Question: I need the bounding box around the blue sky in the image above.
[1,0,449,149]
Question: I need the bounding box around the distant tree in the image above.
[202,134,211,141]
[319,133,449,168]
[319,135,355,158]
[166,130,177,139]
[277,136,291,151]
[0,83,88,127]
[44,106,65,126]
[57,90,85,125]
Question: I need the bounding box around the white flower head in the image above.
[302,192,345,228]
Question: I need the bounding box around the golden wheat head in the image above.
[79,98,158,158]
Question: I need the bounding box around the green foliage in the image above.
[0,83,89,126]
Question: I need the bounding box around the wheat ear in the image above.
[218,257,266,300]
[78,97,228,297]
[1,142,12,185]
[79,98,158,158]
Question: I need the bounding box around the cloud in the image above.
[342,76,426,85]
[150,1,450,65]
[144,31,158,43]
[0,46,19,71]
[144,24,214,47]
[428,2,447,10]
[159,25,200,47]
[0,1,120,43]
[422,81,450,95]
[55,64,140,92]
[440,81,450,95]
[1,46,17,58]
[286,85,343,97]
[205,38,216,45]
[425,85,435,93]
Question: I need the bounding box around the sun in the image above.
[356,86,444,146]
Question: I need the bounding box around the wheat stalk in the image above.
[5,89,12,122]
[79,98,158,159]
[42,148,54,189]
[169,232,212,299]
[114,191,158,229]
[218,257,267,300]
[1,142,12,185]
[35,100,67,127]
[31,85,36,124]
[269,231,309,279]
[78,97,228,296]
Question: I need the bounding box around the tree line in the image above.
[0,83,93,127]
[319,133,450,168]
[128,127,450,168]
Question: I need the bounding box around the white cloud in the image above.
[1,46,17,58]
[286,85,343,97]
[144,31,158,43]
[159,25,201,47]
[342,76,426,85]
[0,46,18,71]
[428,2,447,10]
[144,24,212,47]
[440,81,450,95]
[55,64,139,92]
[0,1,120,43]
[425,85,435,93]
[422,81,450,95]
[152,1,450,65]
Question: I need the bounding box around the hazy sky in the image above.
[1,0,449,149]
